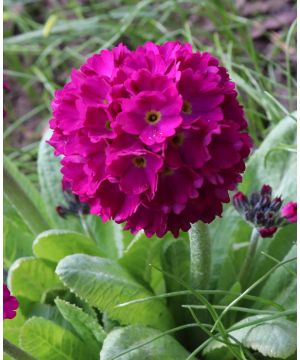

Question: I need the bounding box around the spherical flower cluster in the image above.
[233,184,297,238]
[49,41,252,237]
[3,284,19,320]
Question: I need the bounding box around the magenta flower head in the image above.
[3,284,19,320]
[233,184,296,238]
[282,202,297,223]
[49,41,252,237]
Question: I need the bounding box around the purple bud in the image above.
[265,211,276,226]
[261,184,272,196]
[260,194,271,208]
[255,211,265,226]
[56,206,67,218]
[259,226,277,238]
[250,192,260,206]
[233,192,249,214]
[245,209,255,222]
[270,197,283,212]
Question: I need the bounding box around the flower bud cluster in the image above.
[56,186,90,219]
[233,184,297,238]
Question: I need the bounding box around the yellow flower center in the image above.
[145,110,161,124]
[105,120,112,130]
[171,133,184,146]
[182,100,192,114]
[133,156,147,168]
[161,167,173,176]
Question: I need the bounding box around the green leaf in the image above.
[161,239,190,325]
[100,325,193,360]
[55,298,106,356]
[3,311,26,360]
[4,310,26,345]
[219,282,241,306]
[258,245,296,310]
[209,207,251,294]
[161,237,189,283]
[203,347,231,360]
[240,114,296,200]
[248,224,296,291]
[8,257,61,302]
[37,129,82,232]
[204,316,296,359]
[119,232,164,284]
[4,216,33,268]
[56,254,174,331]
[33,229,104,263]
[27,303,72,330]
[86,216,124,259]
[4,197,29,225]
[20,317,87,360]
[4,155,50,235]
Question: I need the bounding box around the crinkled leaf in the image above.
[55,298,106,356]
[203,316,296,359]
[56,254,174,331]
[20,317,87,360]
[100,325,194,360]
[33,229,104,263]
[8,257,61,302]
[258,245,296,310]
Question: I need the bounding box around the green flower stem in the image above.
[187,223,217,349]
[3,338,36,360]
[239,228,260,289]
[188,222,211,289]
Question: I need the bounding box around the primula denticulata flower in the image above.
[49,41,252,237]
